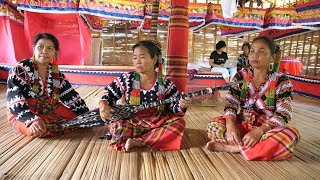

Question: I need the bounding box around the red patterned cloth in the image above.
[7,98,77,136]
[207,68,300,160]
[207,117,300,160]
[108,108,185,152]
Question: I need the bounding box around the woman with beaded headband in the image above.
[7,33,89,137]
[99,40,191,152]
[206,36,300,160]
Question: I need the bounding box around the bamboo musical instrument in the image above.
[48,80,244,131]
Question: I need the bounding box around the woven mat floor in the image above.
[0,84,319,179]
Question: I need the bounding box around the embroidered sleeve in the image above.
[7,65,40,125]
[223,72,243,120]
[100,73,127,106]
[163,77,184,115]
[267,75,293,127]
[59,73,89,115]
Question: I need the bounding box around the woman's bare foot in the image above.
[124,138,144,152]
[205,141,240,153]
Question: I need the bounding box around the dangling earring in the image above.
[268,62,272,72]
[32,54,36,62]
[51,53,58,65]
[269,58,274,72]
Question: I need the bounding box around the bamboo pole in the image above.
[226,36,229,53]
[305,32,314,75]
[141,152,157,180]
[281,37,287,58]
[192,33,195,62]
[300,33,307,68]
[288,36,293,56]
[125,22,128,65]
[113,22,116,64]
[313,31,320,76]
[203,28,207,61]
[214,25,217,46]
[61,137,91,179]
[294,35,300,57]
[154,152,173,180]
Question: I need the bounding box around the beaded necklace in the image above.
[130,55,165,112]
[31,56,60,101]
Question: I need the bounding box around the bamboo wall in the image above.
[91,0,319,77]
[94,26,320,76]
[277,31,320,76]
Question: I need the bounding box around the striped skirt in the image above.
[108,108,186,152]
[7,98,77,136]
[207,117,300,160]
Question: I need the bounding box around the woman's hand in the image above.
[30,119,48,137]
[99,100,115,122]
[242,127,264,148]
[179,93,192,109]
[225,119,242,145]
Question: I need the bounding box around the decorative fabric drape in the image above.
[23,11,92,65]
[294,0,320,26]
[0,0,30,64]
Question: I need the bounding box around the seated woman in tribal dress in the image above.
[7,33,89,137]
[99,40,191,152]
[236,42,251,71]
[206,36,300,161]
